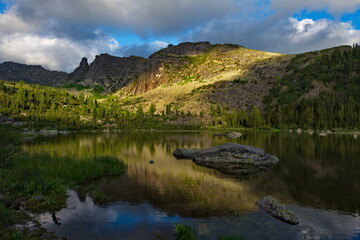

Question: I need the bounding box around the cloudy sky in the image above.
[0,0,360,72]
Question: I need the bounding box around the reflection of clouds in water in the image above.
[40,190,180,239]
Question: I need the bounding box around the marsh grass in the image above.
[2,155,125,204]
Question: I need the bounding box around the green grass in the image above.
[175,224,197,240]
[2,155,125,198]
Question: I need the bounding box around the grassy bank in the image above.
[0,124,126,239]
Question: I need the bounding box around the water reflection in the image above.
[24,131,360,239]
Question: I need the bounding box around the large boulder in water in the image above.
[256,196,299,225]
[173,143,279,176]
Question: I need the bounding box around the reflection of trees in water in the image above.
[23,131,360,214]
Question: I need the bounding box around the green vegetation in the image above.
[233,78,248,84]
[175,224,197,240]
[265,45,360,129]
[174,224,245,240]
[0,124,126,238]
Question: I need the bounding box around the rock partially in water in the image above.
[256,196,299,225]
[39,129,59,135]
[173,148,199,159]
[213,132,242,138]
[173,143,279,176]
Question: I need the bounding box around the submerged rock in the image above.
[256,196,299,225]
[173,143,279,176]
[213,132,242,138]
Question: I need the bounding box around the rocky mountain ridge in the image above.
[0,61,68,86]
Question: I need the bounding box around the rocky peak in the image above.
[150,41,214,58]
[79,57,89,68]
[67,57,90,83]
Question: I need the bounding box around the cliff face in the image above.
[0,62,68,86]
[68,54,148,93]
[67,57,89,83]
[67,41,245,95]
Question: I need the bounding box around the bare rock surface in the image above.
[173,143,279,176]
[256,196,299,225]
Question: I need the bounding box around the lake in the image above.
[23,131,360,240]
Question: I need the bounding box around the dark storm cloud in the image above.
[11,0,238,39]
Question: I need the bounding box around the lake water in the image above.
[23,131,360,240]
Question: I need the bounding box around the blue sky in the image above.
[0,0,360,72]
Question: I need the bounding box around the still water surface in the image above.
[23,131,360,240]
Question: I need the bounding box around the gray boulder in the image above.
[256,196,299,225]
[173,148,199,159]
[173,143,279,176]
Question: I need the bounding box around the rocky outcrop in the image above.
[150,41,213,57]
[256,196,299,225]
[173,143,279,176]
[67,54,148,93]
[0,113,14,123]
[67,57,89,83]
[173,148,199,159]
[0,61,68,86]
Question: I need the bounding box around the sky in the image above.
[0,0,360,72]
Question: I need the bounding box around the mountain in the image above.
[1,42,360,129]
[0,61,68,86]
[66,42,291,112]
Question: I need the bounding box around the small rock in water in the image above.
[149,160,155,164]
[256,196,299,225]
[213,132,242,138]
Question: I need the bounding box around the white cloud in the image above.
[0,33,120,72]
[184,17,360,54]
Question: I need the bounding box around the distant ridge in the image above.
[0,61,68,86]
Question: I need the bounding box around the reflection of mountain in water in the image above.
[24,131,360,215]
